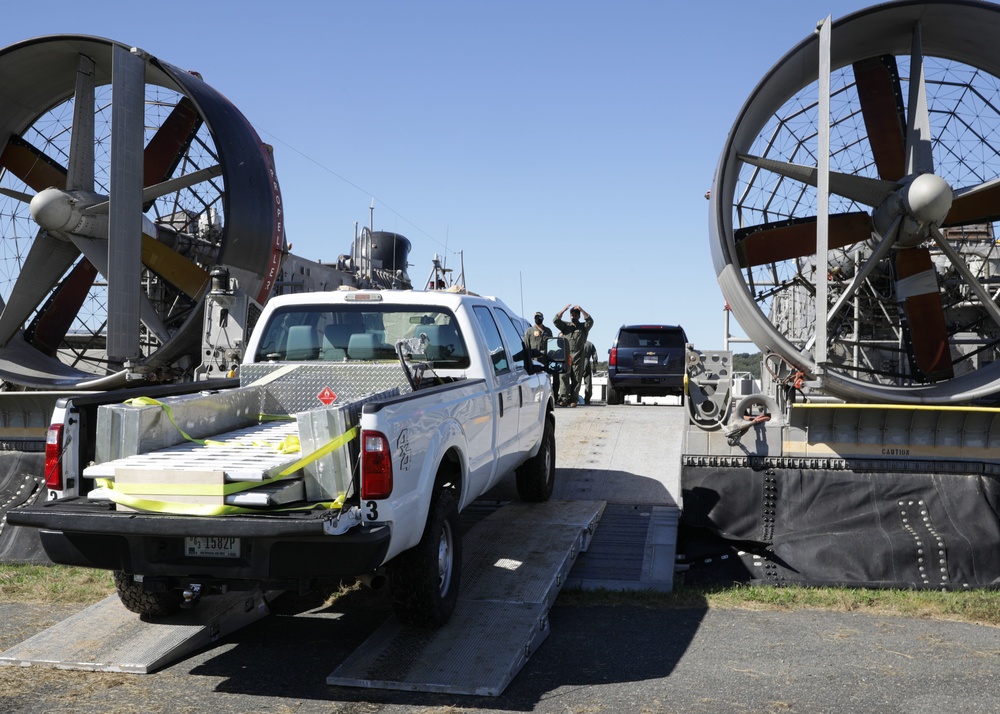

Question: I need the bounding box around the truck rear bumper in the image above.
[9,498,391,581]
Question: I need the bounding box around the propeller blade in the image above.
[0,232,80,346]
[142,96,202,208]
[66,53,96,193]
[943,178,1000,226]
[905,22,934,175]
[930,225,1000,330]
[738,153,896,207]
[141,234,210,300]
[735,212,873,268]
[823,214,901,330]
[24,259,99,357]
[142,164,221,204]
[106,45,145,363]
[895,247,952,381]
[0,186,33,204]
[852,56,907,181]
[71,205,212,300]
[69,234,171,345]
[0,135,67,192]
[82,165,222,215]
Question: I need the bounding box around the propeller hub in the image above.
[29,188,75,234]
[29,187,107,239]
[903,173,953,226]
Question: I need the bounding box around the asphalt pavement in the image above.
[3,594,1000,713]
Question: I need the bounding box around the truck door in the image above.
[472,306,521,483]
[494,307,545,458]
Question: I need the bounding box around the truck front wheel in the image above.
[388,488,462,627]
[515,415,555,502]
[113,571,181,618]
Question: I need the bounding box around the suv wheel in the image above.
[606,385,621,405]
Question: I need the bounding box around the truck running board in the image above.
[0,588,274,673]
[327,498,605,696]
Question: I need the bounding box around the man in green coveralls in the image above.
[525,311,556,400]
[554,304,593,407]
[524,311,552,354]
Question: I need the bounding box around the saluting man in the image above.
[554,304,593,407]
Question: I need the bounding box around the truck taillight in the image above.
[609,347,618,366]
[361,430,393,500]
[45,424,63,491]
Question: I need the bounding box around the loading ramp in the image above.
[328,499,605,696]
[0,588,272,673]
[0,498,603,692]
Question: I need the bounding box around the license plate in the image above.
[185,536,240,558]
[644,355,658,365]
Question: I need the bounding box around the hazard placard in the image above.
[317,387,337,405]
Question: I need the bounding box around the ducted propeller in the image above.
[712,1,1000,403]
[0,35,285,388]
[729,20,1000,382]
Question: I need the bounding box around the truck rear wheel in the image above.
[113,571,181,618]
[516,415,555,502]
[388,488,461,627]
[606,385,621,405]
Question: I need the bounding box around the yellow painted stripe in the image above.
[791,403,1000,413]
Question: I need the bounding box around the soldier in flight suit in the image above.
[553,304,593,407]
[524,311,553,355]
[525,311,556,399]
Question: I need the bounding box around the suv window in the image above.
[617,328,686,349]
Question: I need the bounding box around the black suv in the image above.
[606,324,688,405]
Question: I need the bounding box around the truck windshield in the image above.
[254,304,470,368]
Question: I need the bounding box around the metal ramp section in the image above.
[0,589,272,673]
[566,503,680,592]
[327,499,605,696]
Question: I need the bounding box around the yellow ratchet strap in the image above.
[93,480,346,516]
[97,426,359,516]
[124,397,228,446]
[124,397,294,448]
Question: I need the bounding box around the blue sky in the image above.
[0,0,883,357]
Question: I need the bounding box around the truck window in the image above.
[495,308,528,366]
[254,304,469,368]
[473,305,510,375]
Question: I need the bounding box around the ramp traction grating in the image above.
[327,499,605,696]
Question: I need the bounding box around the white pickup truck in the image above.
[9,289,562,627]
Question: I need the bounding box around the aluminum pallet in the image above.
[327,498,605,696]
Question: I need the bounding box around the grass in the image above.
[556,582,1000,627]
[0,564,115,605]
[4,563,1000,628]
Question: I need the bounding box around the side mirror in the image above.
[538,336,568,375]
